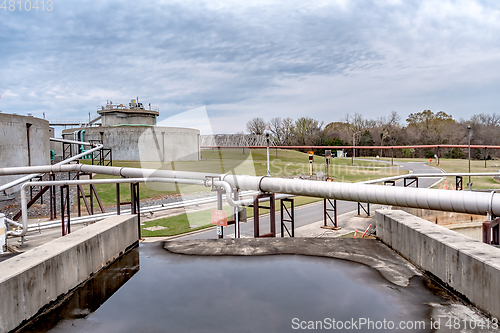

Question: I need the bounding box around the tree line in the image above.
[246,110,500,159]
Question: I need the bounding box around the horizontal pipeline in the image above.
[1,164,499,217]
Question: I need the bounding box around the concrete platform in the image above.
[0,215,139,333]
[293,209,377,238]
[377,209,500,321]
[164,238,420,287]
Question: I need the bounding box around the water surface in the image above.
[21,242,451,333]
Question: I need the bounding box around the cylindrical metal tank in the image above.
[62,126,200,162]
[0,113,51,200]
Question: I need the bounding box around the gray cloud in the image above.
[0,0,499,132]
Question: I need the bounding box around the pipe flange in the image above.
[488,190,496,219]
[258,176,269,193]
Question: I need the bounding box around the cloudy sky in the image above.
[1,0,499,133]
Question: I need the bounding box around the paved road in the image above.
[179,161,444,240]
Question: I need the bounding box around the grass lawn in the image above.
[140,196,322,237]
[376,156,500,190]
[432,158,500,190]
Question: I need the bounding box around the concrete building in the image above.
[0,113,51,200]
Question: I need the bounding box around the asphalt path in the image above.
[178,161,444,240]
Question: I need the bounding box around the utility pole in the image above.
[467,125,472,190]
[352,131,361,166]
[265,125,271,176]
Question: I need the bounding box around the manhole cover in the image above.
[144,226,168,231]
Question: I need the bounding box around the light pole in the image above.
[352,131,361,166]
[265,126,271,176]
[467,125,471,190]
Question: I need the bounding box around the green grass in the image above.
[374,156,500,190]
[140,196,322,237]
[430,158,500,190]
[78,174,207,208]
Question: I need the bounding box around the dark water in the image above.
[20,243,450,333]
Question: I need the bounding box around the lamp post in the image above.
[467,125,471,190]
[265,125,271,176]
[352,131,361,166]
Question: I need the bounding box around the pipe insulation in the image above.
[1,164,499,216]
[0,144,103,193]
[248,177,500,217]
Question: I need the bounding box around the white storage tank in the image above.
[62,100,200,162]
[62,126,200,162]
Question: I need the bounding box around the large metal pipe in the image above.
[0,144,103,193]
[2,164,500,217]
[234,176,500,216]
[0,163,217,183]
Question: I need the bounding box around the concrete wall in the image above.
[445,221,483,241]
[0,214,138,333]
[0,114,50,199]
[376,210,500,319]
[49,127,63,159]
[62,126,200,162]
[101,112,156,126]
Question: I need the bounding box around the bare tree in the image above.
[281,117,295,145]
[292,117,323,145]
[242,111,500,158]
[246,117,267,135]
[388,111,401,126]
[269,117,284,144]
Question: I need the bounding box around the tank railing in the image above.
[98,104,160,112]
[48,119,87,124]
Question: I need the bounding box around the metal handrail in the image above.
[97,104,160,112]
